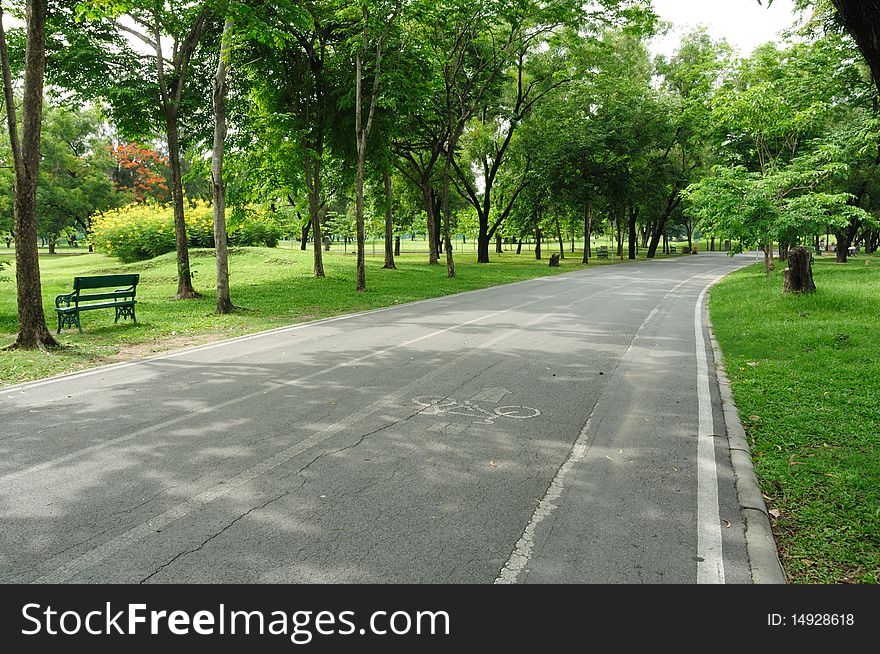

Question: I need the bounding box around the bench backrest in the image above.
[73,274,139,292]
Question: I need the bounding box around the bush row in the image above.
[89,201,282,262]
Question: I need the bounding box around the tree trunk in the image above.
[166,116,199,299]
[783,246,816,294]
[1,0,57,349]
[495,232,502,254]
[356,139,366,291]
[613,218,621,258]
[516,238,522,255]
[554,214,565,259]
[394,235,400,256]
[355,98,367,292]
[212,18,234,314]
[477,233,490,263]
[423,184,438,265]
[305,151,325,277]
[834,224,859,263]
[441,153,455,278]
[582,205,592,264]
[763,241,776,273]
[535,223,542,260]
[300,212,310,250]
[47,240,55,255]
[383,168,396,270]
[628,207,638,260]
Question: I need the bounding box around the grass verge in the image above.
[0,245,666,387]
[709,253,879,584]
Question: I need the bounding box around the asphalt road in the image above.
[1,252,757,584]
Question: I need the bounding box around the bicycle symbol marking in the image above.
[412,396,541,425]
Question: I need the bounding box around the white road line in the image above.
[496,269,724,584]
[695,286,725,584]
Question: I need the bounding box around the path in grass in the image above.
[709,254,880,584]
[0,246,672,387]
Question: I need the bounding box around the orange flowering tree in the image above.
[109,142,171,204]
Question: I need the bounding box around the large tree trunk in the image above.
[477,233,490,263]
[783,246,816,294]
[834,222,859,263]
[495,232,502,254]
[383,168,396,270]
[1,1,57,350]
[212,18,234,314]
[166,117,199,299]
[647,189,681,259]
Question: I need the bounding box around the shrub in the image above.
[90,201,282,262]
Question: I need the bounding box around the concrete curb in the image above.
[706,302,787,584]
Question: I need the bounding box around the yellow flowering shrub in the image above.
[90,201,281,262]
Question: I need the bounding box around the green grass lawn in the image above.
[709,253,880,584]
[0,245,676,387]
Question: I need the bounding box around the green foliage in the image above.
[90,202,281,262]
[0,104,124,242]
[684,31,879,252]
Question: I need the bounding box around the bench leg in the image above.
[115,305,136,324]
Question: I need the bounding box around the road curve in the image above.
[1,252,757,584]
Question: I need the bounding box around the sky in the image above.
[649,0,801,58]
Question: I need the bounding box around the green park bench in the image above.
[596,246,609,260]
[670,246,677,254]
[55,274,139,333]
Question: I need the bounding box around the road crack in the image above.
[139,490,289,584]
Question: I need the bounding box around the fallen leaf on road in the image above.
[723,520,731,528]
[489,461,497,468]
